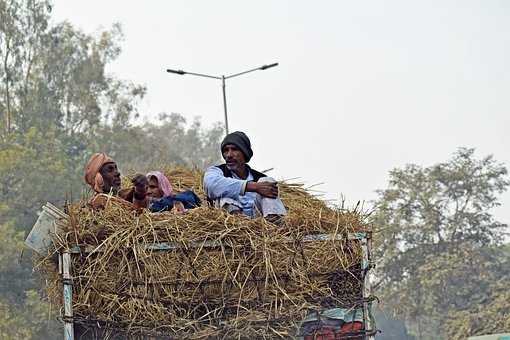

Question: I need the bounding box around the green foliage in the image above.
[0,1,223,338]
[373,148,509,339]
[442,246,510,339]
[0,0,52,135]
[0,289,59,339]
[375,307,416,340]
[0,299,32,339]
[0,221,29,302]
[0,221,58,338]
[444,286,510,340]
[94,112,224,172]
[0,128,79,230]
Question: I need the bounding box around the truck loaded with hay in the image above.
[27,167,377,339]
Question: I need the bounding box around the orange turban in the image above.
[84,153,115,193]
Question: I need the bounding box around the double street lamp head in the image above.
[166,63,279,78]
[165,62,279,135]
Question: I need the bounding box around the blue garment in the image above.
[203,166,257,217]
[149,190,201,213]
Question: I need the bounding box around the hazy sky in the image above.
[52,1,510,224]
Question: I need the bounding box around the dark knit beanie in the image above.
[221,131,253,162]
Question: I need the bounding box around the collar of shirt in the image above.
[231,169,254,182]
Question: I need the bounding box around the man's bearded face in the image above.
[222,144,246,174]
[100,162,121,194]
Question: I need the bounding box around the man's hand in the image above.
[132,174,148,196]
[247,181,279,198]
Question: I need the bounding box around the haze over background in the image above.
[53,0,510,223]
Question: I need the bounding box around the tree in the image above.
[372,148,509,339]
[93,112,224,172]
[374,307,416,340]
[441,244,510,339]
[0,1,223,338]
[0,221,59,339]
[0,0,52,135]
[0,128,80,230]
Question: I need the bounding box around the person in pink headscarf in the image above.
[146,171,201,213]
[146,171,174,198]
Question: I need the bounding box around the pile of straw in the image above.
[41,167,371,339]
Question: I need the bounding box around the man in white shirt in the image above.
[203,131,287,221]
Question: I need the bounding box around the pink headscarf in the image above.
[146,171,174,197]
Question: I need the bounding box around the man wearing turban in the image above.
[83,153,148,210]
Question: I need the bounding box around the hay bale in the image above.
[39,167,371,339]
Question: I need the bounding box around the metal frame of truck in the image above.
[58,231,377,340]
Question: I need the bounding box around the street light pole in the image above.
[166,63,278,135]
[221,75,229,134]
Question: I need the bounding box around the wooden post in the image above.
[62,251,74,340]
[361,233,375,340]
